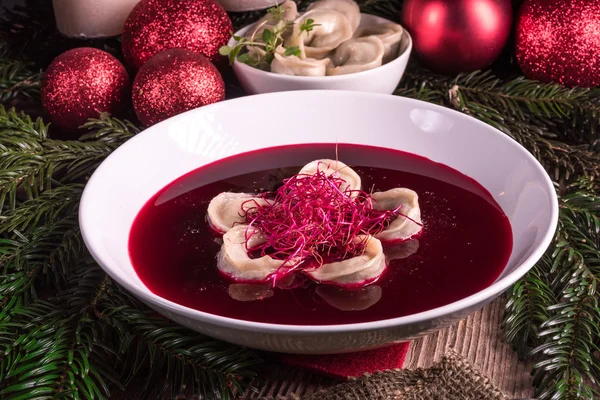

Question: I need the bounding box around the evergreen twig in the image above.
[101,294,261,399]
[525,193,600,399]
[0,57,41,104]
[0,107,136,212]
[502,259,556,360]
[399,66,600,187]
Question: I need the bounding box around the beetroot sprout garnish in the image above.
[241,163,402,284]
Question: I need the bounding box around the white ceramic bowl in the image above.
[216,0,279,12]
[229,14,413,95]
[80,91,558,354]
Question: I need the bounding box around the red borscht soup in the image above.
[129,144,512,325]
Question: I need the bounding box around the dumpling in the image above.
[372,188,423,242]
[207,192,269,234]
[271,52,330,76]
[286,9,353,59]
[218,225,298,282]
[316,285,382,311]
[326,36,385,76]
[298,159,361,194]
[354,23,404,63]
[228,283,274,302]
[307,0,361,32]
[305,235,386,285]
[385,239,420,262]
[245,0,298,41]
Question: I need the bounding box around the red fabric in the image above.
[279,342,411,379]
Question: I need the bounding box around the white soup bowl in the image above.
[80,91,558,354]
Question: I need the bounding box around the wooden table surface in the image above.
[243,296,535,399]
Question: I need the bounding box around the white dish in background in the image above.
[229,14,413,95]
[216,0,278,12]
[80,91,558,354]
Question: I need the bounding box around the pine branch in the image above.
[0,263,119,400]
[528,193,600,400]
[0,271,36,310]
[402,65,600,150]
[448,72,600,149]
[0,108,137,212]
[0,184,82,234]
[99,286,261,399]
[0,189,87,293]
[0,58,41,104]
[502,259,556,360]
[0,213,83,292]
[399,71,600,188]
[0,1,55,60]
[452,72,600,121]
[79,115,140,144]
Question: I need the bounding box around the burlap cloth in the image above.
[250,350,509,400]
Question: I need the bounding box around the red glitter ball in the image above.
[122,0,232,70]
[41,48,130,134]
[516,0,600,87]
[132,49,226,127]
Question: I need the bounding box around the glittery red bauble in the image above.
[132,49,226,127]
[516,0,600,88]
[41,48,130,134]
[122,0,232,70]
[402,0,512,74]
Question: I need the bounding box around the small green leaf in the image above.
[262,29,274,44]
[284,46,301,57]
[300,18,320,35]
[265,53,275,64]
[229,46,242,63]
[219,46,232,56]
[237,53,252,65]
[232,34,243,41]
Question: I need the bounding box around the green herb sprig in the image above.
[219,6,320,69]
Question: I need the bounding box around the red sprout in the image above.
[241,162,403,285]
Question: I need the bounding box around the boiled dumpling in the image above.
[207,192,269,234]
[298,159,361,194]
[305,235,386,285]
[228,283,274,301]
[316,285,382,311]
[327,36,385,76]
[354,23,404,63]
[286,9,353,59]
[372,188,422,242]
[245,0,298,40]
[218,225,298,282]
[385,239,420,262]
[271,52,330,76]
[307,0,361,32]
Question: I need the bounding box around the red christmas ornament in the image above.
[41,48,130,134]
[132,49,226,127]
[122,0,232,70]
[516,0,600,88]
[402,0,512,74]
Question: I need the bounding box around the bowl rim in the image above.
[80,90,559,334]
[227,13,413,81]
